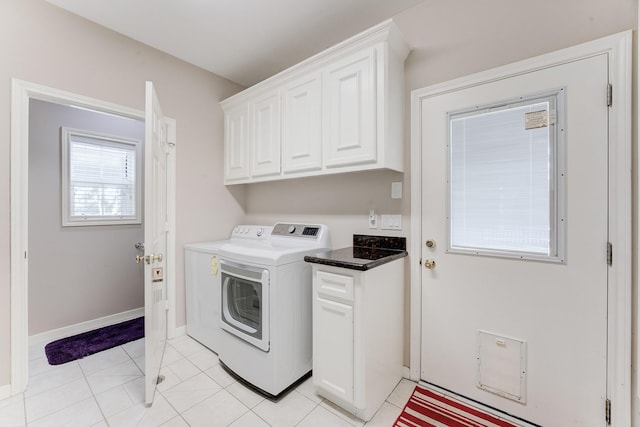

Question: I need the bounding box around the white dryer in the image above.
[218,223,331,399]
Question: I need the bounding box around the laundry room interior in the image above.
[1,0,639,426]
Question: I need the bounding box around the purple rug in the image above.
[44,317,144,365]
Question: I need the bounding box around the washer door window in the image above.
[221,260,270,352]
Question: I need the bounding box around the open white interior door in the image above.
[143,81,169,405]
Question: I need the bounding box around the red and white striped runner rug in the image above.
[394,385,520,427]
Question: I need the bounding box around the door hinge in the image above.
[607,242,613,266]
[607,83,613,107]
[605,398,611,424]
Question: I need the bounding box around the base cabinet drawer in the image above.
[316,270,354,302]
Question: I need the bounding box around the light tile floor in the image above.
[0,335,416,426]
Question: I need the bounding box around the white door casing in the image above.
[9,79,177,397]
[144,81,173,405]
[410,32,631,426]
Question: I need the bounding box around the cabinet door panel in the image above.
[224,105,250,182]
[313,296,354,403]
[324,47,377,167]
[251,92,281,177]
[282,74,322,173]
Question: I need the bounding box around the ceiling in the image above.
[45,0,424,87]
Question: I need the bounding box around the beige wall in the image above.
[0,0,636,398]
[0,0,246,387]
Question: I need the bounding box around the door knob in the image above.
[424,259,436,269]
[152,253,163,263]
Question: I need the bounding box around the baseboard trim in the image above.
[174,325,186,338]
[29,307,144,346]
[402,366,416,381]
[0,383,11,400]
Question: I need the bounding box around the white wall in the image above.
[0,0,246,387]
[28,99,145,335]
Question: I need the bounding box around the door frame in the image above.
[9,79,177,395]
[409,31,632,424]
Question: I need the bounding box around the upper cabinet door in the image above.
[224,104,250,182]
[282,74,322,174]
[251,91,281,177]
[323,47,377,168]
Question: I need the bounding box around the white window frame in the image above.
[61,127,142,226]
[446,90,566,263]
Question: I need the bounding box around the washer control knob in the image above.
[257,228,264,237]
[288,225,296,234]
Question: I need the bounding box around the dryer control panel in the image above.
[272,223,324,239]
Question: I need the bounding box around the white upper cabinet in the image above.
[250,91,281,177]
[221,20,409,185]
[282,73,322,173]
[223,104,250,182]
[323,47,377,168]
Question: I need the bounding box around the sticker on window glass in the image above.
[524,110,548,130]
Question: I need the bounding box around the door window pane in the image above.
[448,92,565,261]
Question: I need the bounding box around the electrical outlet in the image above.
[369,210,378,229]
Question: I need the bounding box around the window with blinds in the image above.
[61,127,142,226]
[447,91,566,262]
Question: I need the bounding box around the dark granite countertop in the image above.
[304,234,407,271]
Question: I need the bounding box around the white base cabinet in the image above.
[311,259,404,421]
[222,19,410,184]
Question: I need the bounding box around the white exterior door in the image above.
[144,81,169,405]
[419,54,610,425]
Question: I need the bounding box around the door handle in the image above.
[424,259,436,269]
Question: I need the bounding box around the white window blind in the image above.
[62,128,141,226]
[448,93,564,261]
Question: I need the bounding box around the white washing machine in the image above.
[217,223,331,399]
[184,225,272,353]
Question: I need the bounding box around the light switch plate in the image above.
[381,214,402,230]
